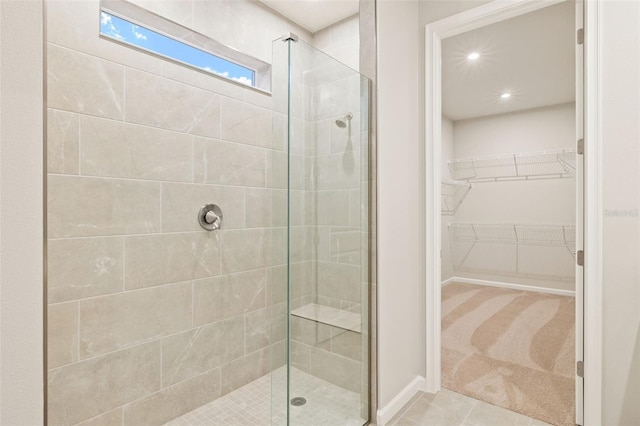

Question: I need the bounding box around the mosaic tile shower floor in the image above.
[165,367,366,426]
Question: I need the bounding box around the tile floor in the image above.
[166,366,366,426]
[387,388,553,426]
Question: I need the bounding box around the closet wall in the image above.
[442,103,576,292]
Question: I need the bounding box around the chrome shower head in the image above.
[335,112,353,128]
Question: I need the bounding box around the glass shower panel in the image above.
[272,35,371,426]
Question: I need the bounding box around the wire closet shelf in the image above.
[442,179,472,215]
[448,223,577,280]
[448,149,576,182]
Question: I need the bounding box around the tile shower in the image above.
[45,1,371,425]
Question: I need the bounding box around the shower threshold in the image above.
[165,366,365,426]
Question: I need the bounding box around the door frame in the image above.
[423,0,603,424]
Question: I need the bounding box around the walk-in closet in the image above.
[439,2,578,425]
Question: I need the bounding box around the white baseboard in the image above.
[376,376,426,425]
[442,276,575,297]
[441,277,456,287]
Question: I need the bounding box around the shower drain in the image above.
[290,397,307,406]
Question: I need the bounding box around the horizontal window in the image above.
[99,1,271,91]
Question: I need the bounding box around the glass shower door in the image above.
[272,35,371,426]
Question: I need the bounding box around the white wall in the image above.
[445,104,576,291]
[376,0,422,415]
[600,1,640,424]
[0,1,44,424]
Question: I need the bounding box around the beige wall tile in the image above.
[289,190,307,227]
[244,188,271,228]
[125,232,221,290]
[46,1,161,75]
[127,0,194,28]
[220,345,273,395]
[80,116,193,182]
[48,44,124,120]
[266,149,287,190]
[316,151,360,191]
[270,227,287,267]
[287,154,307,190]
[48,175,161,238]
[193,269,266,327]
[352,187,365,227]
[317,261,361,303]
[290,226,313,263]
[315,190,350,226]
[309,346,360,393]
[76,408,123,426]
[123,369,221,426]
[331,227,361,265]
[162,182,245,232]
[48,236,124,303]
[290,261,315,299]
[266,266,287,306]
[220,97,272,147]
[47,109,79,174]
[161,317,244,386]
[220,229,269,274]
[125,69,220,138]
[48,302,79,369]
[290,340,311,372]
[192,0,290,65]
[193,137,266,187]
[291,316,331,350]
[244,305,286,354]
[331,329,362,361]
[79,282,192,358]
[48,342,161,425]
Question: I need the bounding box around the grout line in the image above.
[77,115,82,175]
[76,301,81,365]
[122,237,126,292]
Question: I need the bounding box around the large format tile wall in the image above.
[45,0,314,425]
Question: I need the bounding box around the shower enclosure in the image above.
[45,1,371,422]
[269,35,371,425]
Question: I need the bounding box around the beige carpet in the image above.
[441,283,575,426]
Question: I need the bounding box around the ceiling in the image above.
[259,0,359,33]
[442,1,575,121]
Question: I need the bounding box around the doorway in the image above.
[424,1,585,425]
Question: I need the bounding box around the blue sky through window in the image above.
[100,11,255,86]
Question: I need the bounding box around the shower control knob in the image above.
[198,204,223,231]
[204,211,218,225]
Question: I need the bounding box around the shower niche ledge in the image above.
[291,303,361,333]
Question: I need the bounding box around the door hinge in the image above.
[577,360,584,378]
[577,139,584,155]
[577,250,584,266]
[577,28,584,45]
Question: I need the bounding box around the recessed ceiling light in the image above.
[467,52,480,61]
[501,93,511,99]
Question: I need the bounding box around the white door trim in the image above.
[582,0,603,423]
[424,1,603,424]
